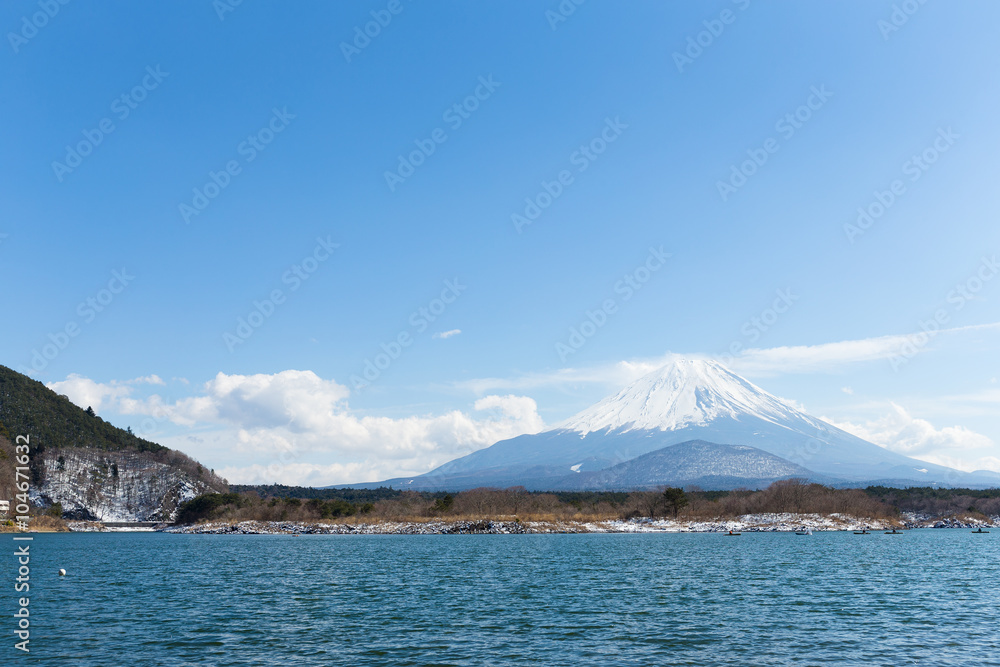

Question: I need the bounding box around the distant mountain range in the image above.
[355,359,1000,491]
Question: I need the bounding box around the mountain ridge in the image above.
[353,358,994,491]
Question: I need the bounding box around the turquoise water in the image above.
[5,531,999,666]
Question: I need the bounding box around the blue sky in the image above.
[2,0,998,485]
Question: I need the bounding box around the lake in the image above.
[5,530,999,666]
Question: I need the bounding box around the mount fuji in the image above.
[359,359,996,491]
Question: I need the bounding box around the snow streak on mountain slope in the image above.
[557,358,816,434]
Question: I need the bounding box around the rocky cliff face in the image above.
[33,447,224,522]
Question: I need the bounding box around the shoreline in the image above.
[68,512,998,535]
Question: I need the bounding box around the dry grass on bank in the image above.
[0,515,70,532]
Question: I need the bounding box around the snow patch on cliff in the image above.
[39,449,219,522]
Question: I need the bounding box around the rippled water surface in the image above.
[6,530,1000,665]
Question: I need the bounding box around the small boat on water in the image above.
[884,529,904,534]
[853,529,871,535]
[972,528,990,534]
[795,530,812,535]
[725,530,741,536]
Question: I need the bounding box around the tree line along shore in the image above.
[8,480,999,533]
[171,480,1000,527]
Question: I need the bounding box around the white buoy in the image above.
[58,569,66,576]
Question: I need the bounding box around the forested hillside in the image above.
[0,364,165,455]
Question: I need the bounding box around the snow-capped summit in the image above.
[558,358,808,435]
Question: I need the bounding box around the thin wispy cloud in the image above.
[433,329,462,340]
[452,357,682,395]
[732,322,1000,376]
[457,322,1000,394]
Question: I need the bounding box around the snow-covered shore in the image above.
[155,513,1000,536]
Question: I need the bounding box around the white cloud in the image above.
[217,461,384,487]
[46,374,132,413]
[433,329,462,339]
[204,370,351,430]
[841,386,854,395]
[67,370,546,486]
[474,394,545,433]
[824,403,994,456]
[46,373,167,413]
